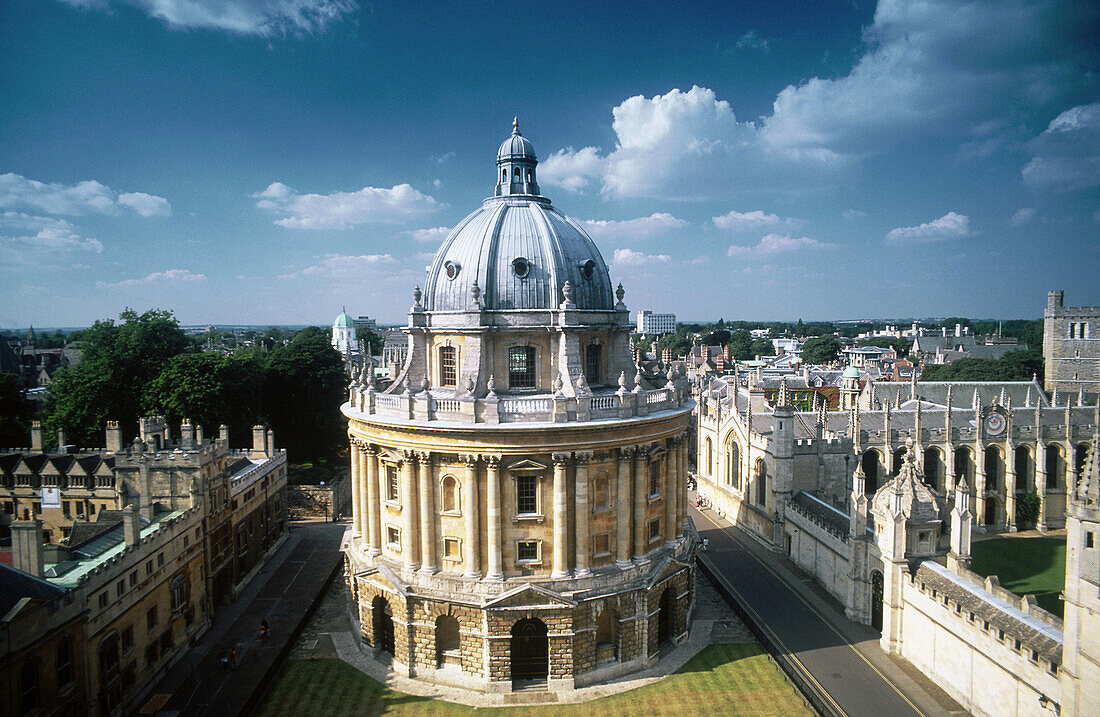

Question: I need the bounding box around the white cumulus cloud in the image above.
[1022,102,1100,193]
[254,182,442,229]
[96,268,205,289]
[727,233,836,257]
[0,172,171,217]
[540,146,605,193]
[59,0,356,36]
[580,213,686,241]
[298,253,396,279]
[885,212,972,244]
[612,248,672,267]
[1010,207,1036,226]
[713,209,803,232]
[118,191,172,217]
[0,212,104,266]
[404,226,451,243]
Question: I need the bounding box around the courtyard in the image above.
[970,535,1067,618]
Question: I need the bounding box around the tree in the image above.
[0,373,33,447]
[800,336,842,365]
[727,330,754,361]
[920,349,1043,382]
[795,319,804,337]
[356,327,385,355]
[750,338,775,358]
[144,353,262,446]
[655,330,694,359]
[260,328,347,463]
[702,330,730,347]
[43,309,191,447]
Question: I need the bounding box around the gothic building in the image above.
[695,298,1100,714]
[342,121,695,692]
[1045,290,1100,395]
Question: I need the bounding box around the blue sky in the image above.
[2,0,1098,328]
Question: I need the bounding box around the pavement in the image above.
[691,500,969,717]
[138,519,346,717]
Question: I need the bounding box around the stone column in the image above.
[350,441,362,536]
[664,440,678,547]
[574,451,593,576]
[615,447,634,566]
[401,452,419,572]
[551,452,571,579]
[1036,440,1048,531]
[633,447,649,561]
[678,437,687,535]
[1005,440,1017,532]
[485,456,503,580]
[418,452,437,574]
[463,455,481,579]
[358,446,370,539]
[365,447,381,555]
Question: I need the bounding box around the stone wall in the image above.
[900,562,1062,717]
[288,476,351,520]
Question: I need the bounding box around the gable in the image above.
[485,583,576,609]
[505,458,548,472]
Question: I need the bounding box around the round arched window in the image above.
[580,259,596,280]
[512,257,530,278]
[444,261,460,280]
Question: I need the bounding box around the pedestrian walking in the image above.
[219,649,229,671]
[230,647,239,670]
[259,619,269,643]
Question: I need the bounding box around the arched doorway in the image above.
[657,587,674,647]
[1045,445,1065,490]
[1014,446,1033,492]
[984,447,1003,494]
[955,447,974,487]
[892,448,906,476]
[372,596,394,655]
[510,618,548,682]
[435,615,460,668]
[862,450,880,495]
[871,571,884,632]
[923,448,944,492]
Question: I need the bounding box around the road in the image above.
[692,504,952,717]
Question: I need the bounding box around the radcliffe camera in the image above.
[1,2,1098,717]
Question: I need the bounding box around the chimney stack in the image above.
[195,424,204,444]
[266,429,275,457]
[105,420,123,453]
[11,520,44,577]
[30,421,43,451]
[180,419,195,448]
[219,424,229,445]
[252,425,267,458]
[57,428,67,449]
[955,323,961,338]
[123,503,141,547]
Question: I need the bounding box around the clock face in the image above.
[985,412,1006,436]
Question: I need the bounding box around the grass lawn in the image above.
[254,643,811,717]
[970,537,1066,618]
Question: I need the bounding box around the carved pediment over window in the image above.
[506,458,548,472]
[485,583,577,610]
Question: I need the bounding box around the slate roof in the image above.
[789,491,849,538]
[0,562,66,619]
[913,561,1062,664]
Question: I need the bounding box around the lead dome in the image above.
[424,119,613,312]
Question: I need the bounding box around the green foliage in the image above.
[0,373,34,447]
[750,338,775,358]
[800,336,842,365]
[1015,492,1041,530]
[655,331,694,359]
[43,312,348,463]
[727,330,754,361]
[355,326,384,355]
[920,349,1043,382]
[261,329,347,463]
[43,309,191,447]
[144,353,263,445]
[702,329,731,347]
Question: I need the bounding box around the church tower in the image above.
[1061,430,1100,715]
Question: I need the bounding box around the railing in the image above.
[432,399,461,414]
[499,397,553,414]
[353,386,687,424]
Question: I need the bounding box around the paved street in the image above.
[692,503,965,717]
[140,520,346,717]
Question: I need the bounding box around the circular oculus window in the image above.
[512,257,530,278]
[444,261,460,280]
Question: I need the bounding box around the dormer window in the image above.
[512,257,530,279]
[580,259,595,280]
[444,261,460,280]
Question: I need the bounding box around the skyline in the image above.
[2,0,1098,328]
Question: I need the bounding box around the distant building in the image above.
[331,308,358,354]
[0,418,287,716]
[1044,290,1100,395]
[749,328,771,338]
[636,310,676,335]
[772,337,802,355]
[353,315,377,332]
